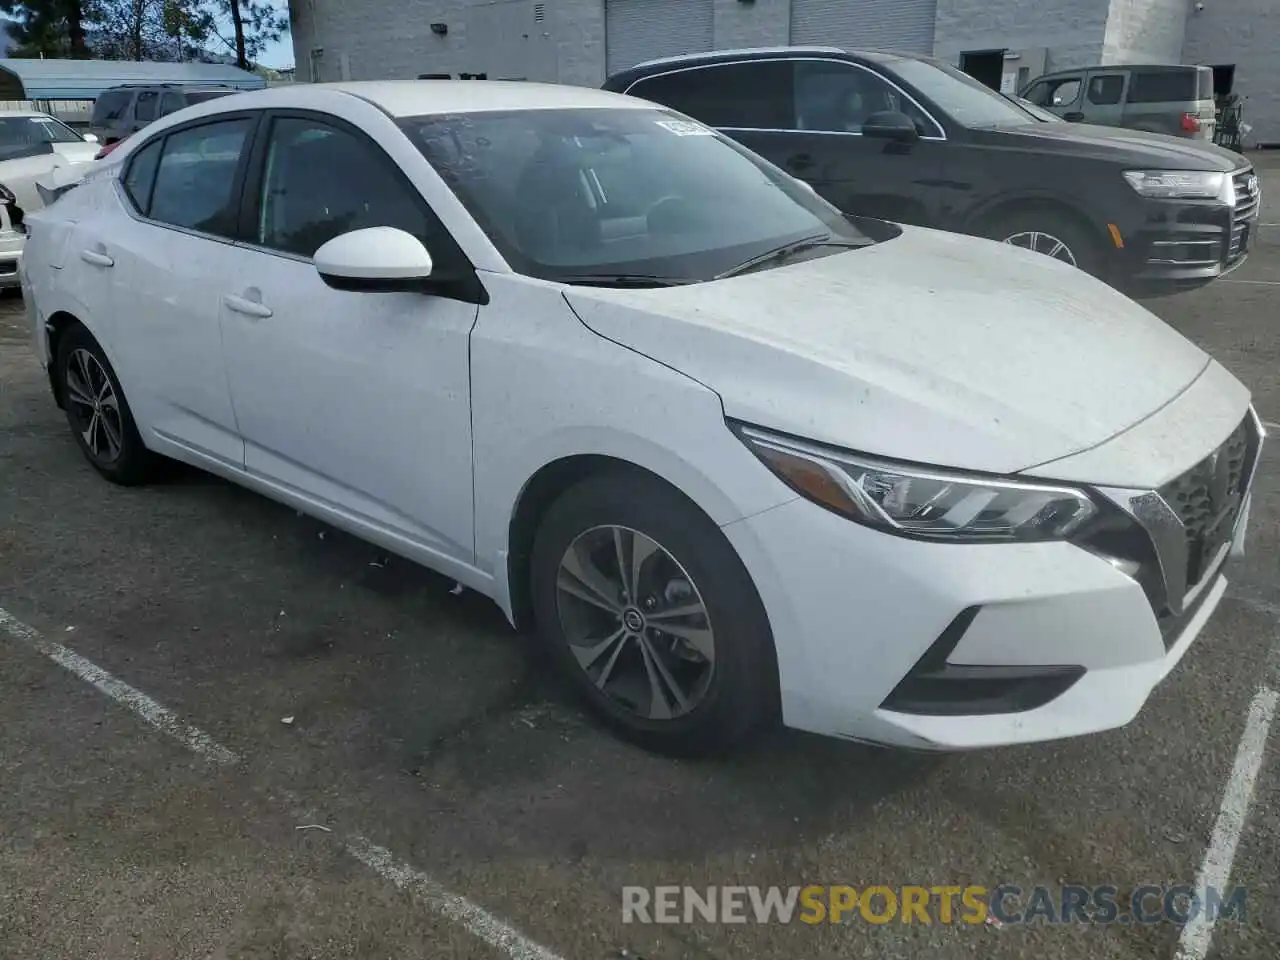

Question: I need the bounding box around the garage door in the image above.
[605,0,714,75]
[790,0,938,56]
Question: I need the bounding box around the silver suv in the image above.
[1020,65,1217,141]
[89,84,241,145]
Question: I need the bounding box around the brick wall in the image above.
[1101,0,1188,62]
[1184,0,1280,145]
[933,0,1111,71]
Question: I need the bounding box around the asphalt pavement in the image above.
[1,156,1278,960]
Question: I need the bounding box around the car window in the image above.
[627,62,793,129]
[0,116,82,160]
[148,118,252,237]
[159,93,185,116]
[400,106,872,283]
[1127,68,1211,103]
[94,90,132,123]
[134,91,159,122]
[1087,75,1124,106]
[886,58,1037,128]
[794,60,938,136]
[1045,78,1082,107]
[255,116,441,260]
[186,90,237,105]
[122,138,163,214]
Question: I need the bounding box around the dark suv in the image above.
[90,84,242,146]
[604,47,1260,295]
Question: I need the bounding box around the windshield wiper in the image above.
[556,273,694,288]
[715,234,868,280]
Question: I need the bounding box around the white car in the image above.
[0,109,100,286]
[21,82,1263,756]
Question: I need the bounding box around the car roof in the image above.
[603,45,927,87]
[304,80,648,117]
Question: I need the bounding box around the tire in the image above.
[56,323,156,485]
[530,470,779,757]
[984,207,1102,277]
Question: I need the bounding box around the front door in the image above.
[217,113,478,563]
[737,59,948,228]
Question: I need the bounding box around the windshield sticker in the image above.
[654,119,714,136]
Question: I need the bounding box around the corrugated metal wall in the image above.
[605,0,715,75]
[790,0,939,55]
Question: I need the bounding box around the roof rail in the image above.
[628,45,847,71]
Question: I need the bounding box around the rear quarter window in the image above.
[1127,68,1212,103]
[93,91,132,124]
[627,62,794,129]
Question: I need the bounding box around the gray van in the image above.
[1020,64,1216,140]
[89,84,241,145]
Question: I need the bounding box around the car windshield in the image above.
[398,107,874,283]
[0,115,83,160]
[888,59,1037,129]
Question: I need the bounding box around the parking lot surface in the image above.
[2,157,1278,960]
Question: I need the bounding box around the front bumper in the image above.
[0,228,23,289]
[1113,166,1261,295]
[722,411,1262,751]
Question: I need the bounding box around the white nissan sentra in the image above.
[21,82,1264,756]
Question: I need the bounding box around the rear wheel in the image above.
[530,471,778,757]
[986,208,1101,276]
[56,324,156,485]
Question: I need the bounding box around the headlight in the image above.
[735,425,1098,542]
[1122,170,1229,201]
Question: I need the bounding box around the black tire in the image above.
[530,469,779,757]
[984,207,1102,277]
[56,323,156,485]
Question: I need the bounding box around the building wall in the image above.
[1184,0,1280,145]
[1101,0,1188,63]
[933,0,1111,71]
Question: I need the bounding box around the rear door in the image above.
[1081,70,1127,128]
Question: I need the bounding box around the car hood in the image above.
[987,122,1243,171]
[563,226,1211,478]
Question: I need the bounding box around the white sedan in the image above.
[20,81,1263,756]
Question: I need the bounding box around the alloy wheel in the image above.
[65,348,123,463]
[1002,230,1078,266]
[554,525,715,721]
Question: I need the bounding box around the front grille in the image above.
[1158,415,1256,589]
[1229,167,1260,262]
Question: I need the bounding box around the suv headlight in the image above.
[1122,170,1230,201]
[735,424,1097,542]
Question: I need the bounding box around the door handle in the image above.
[223,293,273,319]
[1063,112,1085,122]
[787,153,816,172]
[80,249,114,268]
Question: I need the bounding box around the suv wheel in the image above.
[987,208,1100,275]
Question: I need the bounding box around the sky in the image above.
[258,29,294,70]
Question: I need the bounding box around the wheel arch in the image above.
[965,193,1105,247]
[44,309,88,408]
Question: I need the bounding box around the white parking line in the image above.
[0,606,239,764]
[347,836,565,960]
[1221,279,1280,286]
[0,606,566,960]
[1174,686,1279,960]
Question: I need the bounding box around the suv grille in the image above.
[1158,415,1255,587]
[1229,168,1260,262]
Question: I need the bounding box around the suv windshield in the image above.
[398,107,873,283]
[888,58,1037,129]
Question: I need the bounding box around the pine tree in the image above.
[0,1,92,58]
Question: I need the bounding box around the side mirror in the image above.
[82,132,100,143]
[862,111,920,142]
[314,226,434,292]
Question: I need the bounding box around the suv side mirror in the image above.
[82,132,99,143]
[862,111,921,142]
[314,227,434,293]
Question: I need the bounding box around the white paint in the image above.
[1263,421,1279,432]
[345,836,566,960]
[1221,278,1280,286]
[0,606,239,765]
[1174,686,1279,960]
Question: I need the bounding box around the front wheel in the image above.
[530,471,779,757]
[985,209,1101,277]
